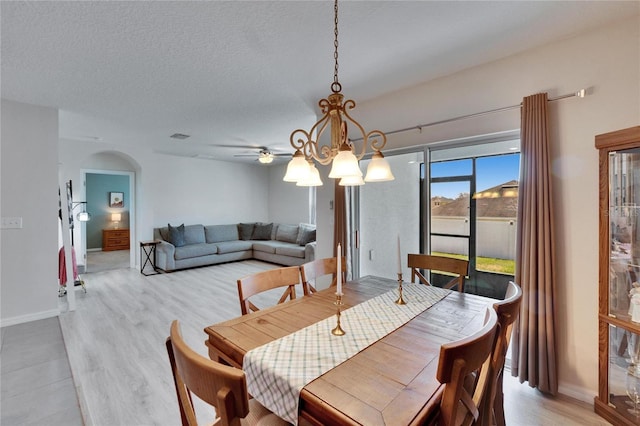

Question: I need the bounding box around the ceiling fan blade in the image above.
[211,144,269,150]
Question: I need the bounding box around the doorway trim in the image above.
[80,168,136,270]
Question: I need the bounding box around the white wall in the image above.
[268,164,311,225]
[58,140,273,246]
[1,100,60,326]
[315,16,640,401]
[359,153,423,279]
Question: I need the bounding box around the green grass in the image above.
[431,252,515,275]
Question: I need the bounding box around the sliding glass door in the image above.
[428,139,520,298]
[353,135,519,299]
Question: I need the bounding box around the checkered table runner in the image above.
[243,284,451,425]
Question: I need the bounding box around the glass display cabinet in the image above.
[596,126,640,425]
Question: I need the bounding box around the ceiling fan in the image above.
[211,144,291,164]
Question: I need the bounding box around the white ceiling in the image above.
[2,1,638,163]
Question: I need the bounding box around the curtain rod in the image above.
[360,88,587,140]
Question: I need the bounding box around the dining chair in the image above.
[237,266,304,315]
[166,320,288,426]
[407,253,469,292]
[299,256,346,294]
[432,308,498,426]
[479,281,523,426]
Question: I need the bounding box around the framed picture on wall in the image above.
[109,192,124,208]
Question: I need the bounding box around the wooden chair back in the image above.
[407,254,469,292]
[435,308,498,426]
[166,320,250,426]
[299,256,346,293]
[237,266,303,315]
[481,281,523,426]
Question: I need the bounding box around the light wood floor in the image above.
[53,260,611,425]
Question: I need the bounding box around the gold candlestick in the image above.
[331,294,346,336]
[395,273,407,305]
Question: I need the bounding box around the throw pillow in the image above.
[251,222,273,240]
[297,223,316,246]
[167,223,185,247]
[276,224,300,244]
[238,223,255,240]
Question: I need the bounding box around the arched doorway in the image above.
[75,151,139,273]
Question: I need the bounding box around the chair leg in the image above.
[493,369,506,426]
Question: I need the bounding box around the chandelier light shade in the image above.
[364,152,394,182]
[296,162,323,187]
[339,174,365,186]
[284,0,394,186]
[283,150,311,182]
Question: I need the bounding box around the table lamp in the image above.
[111,213,122,229]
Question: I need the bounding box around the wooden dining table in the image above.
[204,275,494,425]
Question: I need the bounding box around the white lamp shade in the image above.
[283,153,310,182]
[296,163,323,187]
[339,175,365,186]
[258,153,274,164]
[364,153,395,182]
[111,213,122,222]
[328,149,362,179]
[76,211,91,222]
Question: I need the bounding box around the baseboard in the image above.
[504,363,595,405]
[558,382,596,405]
[0,308,60,328]
[74,383,94,426]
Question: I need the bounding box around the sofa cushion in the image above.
[238,223,255,240]
[275,245,306,259]
[276,224,299,244]
[252,240,296,253]
[252,222,273,240]
[216,240,253,254]
[167,223,185,247]
[205,224,239,243]
[157,227,169,241]
[183,224,205,245]
[296,223,316,246]
[174,243,217,260]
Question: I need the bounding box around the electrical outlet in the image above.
[1,217,23,229]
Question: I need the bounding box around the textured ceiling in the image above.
[2,1,638,163]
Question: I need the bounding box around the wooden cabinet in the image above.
[102,229,130,251]
[595,126,640,426]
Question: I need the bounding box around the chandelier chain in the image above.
[332,0,340,92]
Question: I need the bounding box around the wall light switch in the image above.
[369,249,375,260]
[1,217,23,229]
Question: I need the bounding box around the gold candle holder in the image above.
[395,273,407,305]
[331,294,346,336]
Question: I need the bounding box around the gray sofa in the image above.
[153,222,316,272]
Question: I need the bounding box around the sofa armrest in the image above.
[304,241,316,262]
[155,240,176,271]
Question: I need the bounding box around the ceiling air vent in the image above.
[170,133,191,140]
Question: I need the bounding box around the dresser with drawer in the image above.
[102,229,130,251]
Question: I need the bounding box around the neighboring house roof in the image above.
[432,180,518,218]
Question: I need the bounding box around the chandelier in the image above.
[283,0,394,187]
